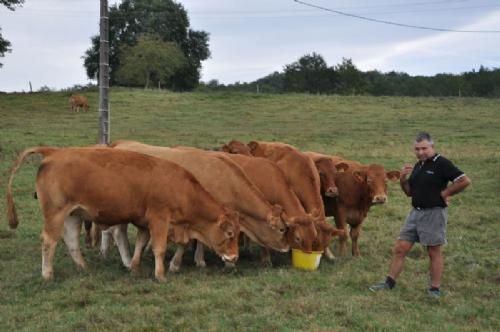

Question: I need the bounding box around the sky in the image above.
[1,0,500,92]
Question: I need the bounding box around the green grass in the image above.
[1,89,499,331]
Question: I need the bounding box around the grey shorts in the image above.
[398,207,448,246]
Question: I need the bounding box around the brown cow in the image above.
[6,147,240,281]
[110,140,290,262]
[222,140,347,257]
[320,155,400,256]
[304,152,350,198]
[69,94,89,112]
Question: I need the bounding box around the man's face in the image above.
[414,140,435,161]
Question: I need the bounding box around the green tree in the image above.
[335,58,362,95]
[83,0,210,90]
[283,53,336,93]
[0,0,24,68]
[116,34,186,89]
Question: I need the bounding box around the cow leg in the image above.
[148,219,169,282]
[333,209,349,256]
[169,244,185,273]
[100,227,113,258]
[130,227,150,273]
[90,222,101,248]
[40,209,67,280]
[111,224,131,268]
[143,239,152,256]
[63,215,87,270]
[324,247,336,260]
[350,224,362,257]
[260,247,272,267]
[194,240,207,268]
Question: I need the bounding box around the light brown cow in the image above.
[110,140,290,259]
[222,153,319,252]
[6,147,240,281]
[69,94,89,112]
[320,155,400,256]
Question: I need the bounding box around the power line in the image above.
[293,0,500,33]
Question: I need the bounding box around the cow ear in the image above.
[353,170,366,183]
[247,141,259,154]
[386,170,400,181]
[335,162,349,172]
[313,158,324,168]
[221,144,230,153]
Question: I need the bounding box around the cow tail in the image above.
[6,147,56,229]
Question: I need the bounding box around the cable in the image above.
[293,0,500,33]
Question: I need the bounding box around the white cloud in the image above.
[356,10,500,74]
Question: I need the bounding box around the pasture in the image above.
[0,89,499,331]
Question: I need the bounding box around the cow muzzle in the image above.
[325,187,339,198]
[222,254,238,263]
[372,195,387,204]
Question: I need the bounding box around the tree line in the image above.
[199,53,500,97]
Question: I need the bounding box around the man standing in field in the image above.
[369,132,471,298]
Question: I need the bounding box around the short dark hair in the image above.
[415,132,433,144]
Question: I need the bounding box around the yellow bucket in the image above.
[291,249,323,271]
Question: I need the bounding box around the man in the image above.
[369,132,471,298]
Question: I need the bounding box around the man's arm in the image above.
[441,175,471,204]
[400,165,413,197]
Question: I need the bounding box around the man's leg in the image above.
[388,240,414,280]
[427,245,443,288]
[370,240,413,291]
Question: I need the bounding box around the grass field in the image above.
[1,89,499,331]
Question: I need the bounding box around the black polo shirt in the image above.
[408,154,464,209]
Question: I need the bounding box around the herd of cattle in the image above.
[6,140,400,281]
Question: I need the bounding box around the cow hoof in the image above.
[155,275,167,283]
[99,249,108,258]
[169,262,180,273]
[42,272,54,281]
[195,260,207,268]
[129,262,141,274]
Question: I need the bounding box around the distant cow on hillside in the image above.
[69,95,89,112]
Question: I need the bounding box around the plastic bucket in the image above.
[291,249,323,271]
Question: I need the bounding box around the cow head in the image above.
[313,222,346,251]
[212,210,240,264]
[247,141,265,157]
[266,204,287,235]
[315,158,349,198]
[352,165,400,205]
[221,140,252,156]
[282,213,317,253]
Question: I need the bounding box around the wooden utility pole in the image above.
[98,0,110,144]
